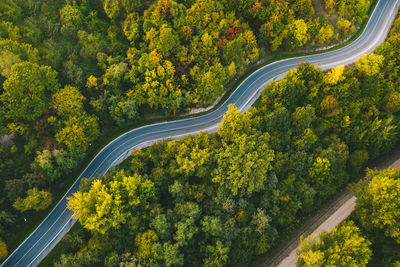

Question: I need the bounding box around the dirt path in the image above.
[256,145,400,267]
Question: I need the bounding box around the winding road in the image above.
[2,0,400,266]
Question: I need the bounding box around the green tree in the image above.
[297,221,372,267]
[149,24,180,58]
[0,40,38,77]
[288,19,309,49]
[0,0,21,22]
[123,13,140,43]
[60,4,83,37]
[218,104,254,143]
[353,168,400,243]
[55,113,99,152]
[349,150,369,175]
[191,62,228,105]
[51,86,85,118]
[13,188,52,212]
[1,62,59,121]
[204,240,230,267]
[153,241,183,267]
[213,133,274,196]
[67,172,157,234]
[291,105,315,132]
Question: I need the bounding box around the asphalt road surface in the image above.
[3,0,399,266]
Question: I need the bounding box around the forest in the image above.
[297,167,400,266]
[54,13,400,266]
[0,0,373,260]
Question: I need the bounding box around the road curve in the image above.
[2,0,399,266]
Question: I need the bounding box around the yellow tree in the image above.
[297,221,372,267]
[135,230,158,263]
[288,19,309,49]
[314,25,336,44]
[217,104,254,143]
[324,65,345,85]
[13,188,52,212]
[55,113,99,152]
[51,86,85,118]
[353,168,400,243]
[68,172,157,234]
[0,238,7,259]
[356,53,384,76]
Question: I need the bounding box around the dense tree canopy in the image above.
[0,0,377,263]
[13,188,52,212]
[0,62,59,121]
[60,14,400,266]
[297,221,372,267]
[353,168,400,243]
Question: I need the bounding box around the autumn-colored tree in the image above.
[314,25,336,44]
[324,65,345,85]
[384,92,400,113]
[123,13,140,43]
[308,157,331,190]
[288,19,309,49]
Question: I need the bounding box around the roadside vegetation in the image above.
[57,13,400,266]
[297,167,400,266]
[0,0,373,260]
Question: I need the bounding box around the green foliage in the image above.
[55,113,99,152]
[213,133,274,196]
[62,15,400,265]
[13,188,52,212]
[1,62,59,121]
[217,104,254,143]
[353,168,400,243]
[67,171,157,234]
[60,4,83,37]
[0,0,379,263]
[0,0,21,22]
[297,221,372,267]
[51,86,86,118]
